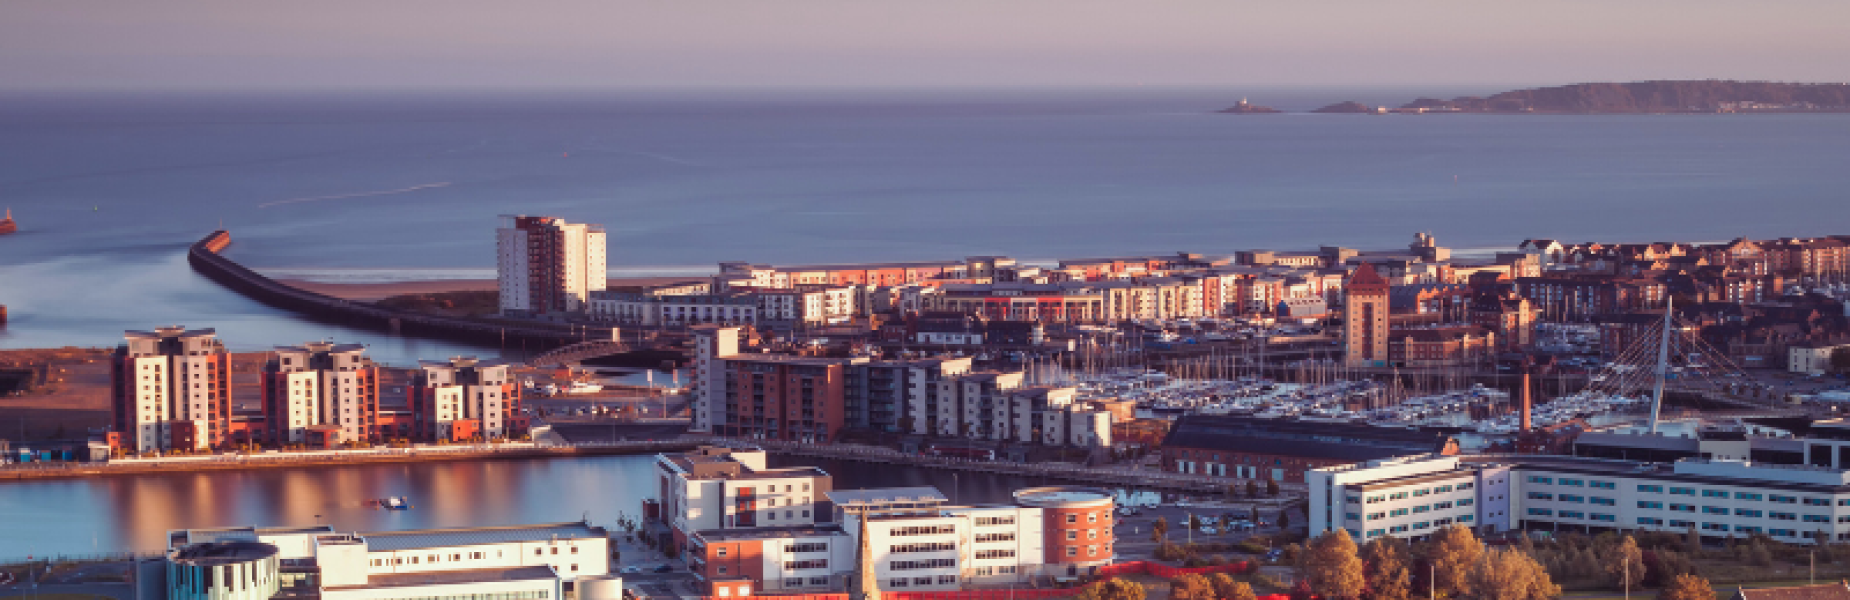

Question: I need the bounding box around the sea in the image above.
[2,87,1849,365]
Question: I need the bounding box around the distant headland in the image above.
[1215,98,1279,114]
[1223,80,1850,114]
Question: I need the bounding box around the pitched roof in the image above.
[1737,583,1850,600]
[1160,415,1452,462]
[1346,263,1389,292]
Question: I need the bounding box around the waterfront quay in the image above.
[0,434,1260,497]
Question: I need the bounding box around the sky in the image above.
[2,0,1848,91]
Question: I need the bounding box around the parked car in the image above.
[653,564,675,573]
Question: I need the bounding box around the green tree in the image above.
[1360,536,1412,600]
[1423,525,1485,598]
[1606,536,1646,593]
[1300,530,1366,600]
[1469,548,1561,600]
[1170,574,1215,600]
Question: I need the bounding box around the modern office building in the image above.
[409,357,522,442]
[111,327,232,454]
[654,446,1112,595]
[163,522,608,600]
[1310,451,1850,546]
[260,342,380,447]
[497,215,607,315]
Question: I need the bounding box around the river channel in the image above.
[0,453,1064,562]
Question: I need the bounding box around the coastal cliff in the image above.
[1406,80,1850,113]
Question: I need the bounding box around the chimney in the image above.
[1520,371,1533,433]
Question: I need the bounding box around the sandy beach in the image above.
[277,277,709,302]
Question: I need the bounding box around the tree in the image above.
[1278,512,1291,530]
[1247,480,1261,498]
[1214,574,1257,600]
[1832,348,1850,374]
[1686,526,1703,555]
[1210,573,1242,600]
[1082,578,1147,600]
[1657,573,1714,600]
[1606,536,1646,593]
[1154,516,1169,542]
[1170,574,1215,600]
[1228,483,1243,501]
[1423,525,1485,598]
[1360,536,1413,600]
[1267,478,1281,497]
[1300,530,1366,600]
[1469,548,1561,600]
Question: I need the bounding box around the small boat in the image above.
[0,208,16,235]
[563,381,603,395]
[372,496,413,510]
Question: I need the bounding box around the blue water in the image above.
[2,89,1848,363]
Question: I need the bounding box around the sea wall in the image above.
[186,230,599,349]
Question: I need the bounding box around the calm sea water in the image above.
[0,453,1050,561]
[2,88,1848,359]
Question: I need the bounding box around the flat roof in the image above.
[360,522,605,553]
[695,525,846,542]
[326,566,558,590]
[170,542,278,566]
[1013,486,1113,507]
[827,487,947,507]
[174,525,336,546]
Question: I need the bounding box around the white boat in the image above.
[563,381,604,395]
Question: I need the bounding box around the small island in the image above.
[1311,101,1379,114]
[1398,80,1850,114]
[1216,98,1280,114]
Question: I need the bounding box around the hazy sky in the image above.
[3,0,1848,91]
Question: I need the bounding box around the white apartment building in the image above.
[656,446,833,544]
[1311,452,1850,546]
[836,490,1046,592]
[690,326,742,433]
[1792,344,1848,376]
[113,327,231,454]
[497,215,607,315]
[411,357,518,441]
[263,342,378,445]
[589,292,759,326]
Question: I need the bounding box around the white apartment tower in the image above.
[690,325,743,433]
[497,215,607,315]
[112,327,231,454]
[410,357,519,442]
[260,342,379,445]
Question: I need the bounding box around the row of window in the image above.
[891,543,954,554]
[1531,477,1850,506]
[887,576,959,588]
[1370,516,1475,536]
[785,560,828,570]
[891,525,957,537]
[1363,482,1477,504]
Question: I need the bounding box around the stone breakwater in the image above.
[187,230,610,350]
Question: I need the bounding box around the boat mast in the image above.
[1647,296,1675,434]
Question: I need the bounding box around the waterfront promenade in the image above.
[0,434,1267,496]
